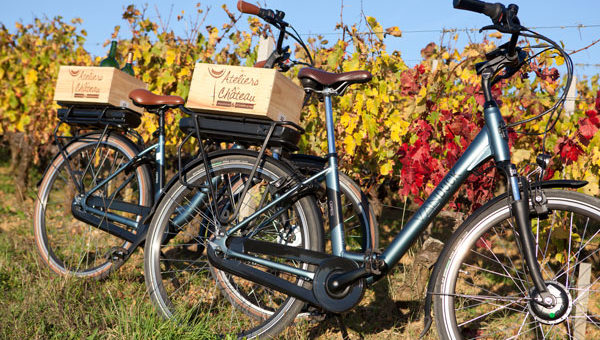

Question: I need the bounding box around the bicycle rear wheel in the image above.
[434,189,600,339]
[144,153,323,339]
[212,154,379,321]
[34,132,152,279]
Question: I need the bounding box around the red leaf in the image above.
[580,118,598,140]
[586,109,600,126]
[555,137,583,165]
[476,236,492,249]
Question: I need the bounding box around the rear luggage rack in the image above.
[57,104,142,129]
[176,107,305,194]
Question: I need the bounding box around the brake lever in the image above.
[479,23,522,35]
[277,51,292,72]
[490,47,528,86]
[479,4,522,35]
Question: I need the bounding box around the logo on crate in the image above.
[208,68,225,79]
[208,67,258,110]
[68,68,103,99]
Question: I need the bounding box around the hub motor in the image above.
[528,281,572,325]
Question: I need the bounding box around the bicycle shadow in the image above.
[304,207,462,338]
[305,267,425,339]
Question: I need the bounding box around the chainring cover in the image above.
[313,257,365,313]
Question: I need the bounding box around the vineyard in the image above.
[1,5,599,208]
[1,3,600,338]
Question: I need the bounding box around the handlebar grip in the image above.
[453,0,503,21]
[254,60,267,68]
[237,0,260,15]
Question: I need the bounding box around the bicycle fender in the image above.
[36,131,142,188]
[419,178,588,338]
[141,148,297,225]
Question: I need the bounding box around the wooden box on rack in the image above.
[186,63,305,125]
[53,66,147,114]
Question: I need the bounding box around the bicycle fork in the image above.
[486,100,555,308]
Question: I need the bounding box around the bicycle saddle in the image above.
[297,68,372,94]
[129,89,184,109]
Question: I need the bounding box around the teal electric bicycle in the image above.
[143,1,600,338]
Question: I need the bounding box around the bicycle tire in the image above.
[34,132,153,279]
[144,153,323,339]
[434,189,600,339]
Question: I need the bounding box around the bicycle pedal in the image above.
[105,247,129,262]
[302,305,327,322]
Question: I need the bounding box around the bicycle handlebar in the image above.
[237,0,281,26]
[453,0,504,22]
[237,0,260,15]
[236,0,314,69]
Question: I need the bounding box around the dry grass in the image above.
[0,156,444,339]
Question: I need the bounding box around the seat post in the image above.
[323,90,346,256]
[156,106,166,198]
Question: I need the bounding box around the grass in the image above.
[0,156,441,340]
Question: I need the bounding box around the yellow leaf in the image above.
[555,55,565,66]
[380,160,394,176]
[583,171,600,196]
[366,16,384,41]
[16,114,30,132]
[488,32,503,39]
[416,85,427,103]
[385,26,402,37]
[453,50,461,60]
[25,69,38,85]
[343,135,356,156]
[512,149,531,164]
[177,67,190,78]
[390,119,410,142]
[340,112,351,128]
[555,252,565,264]
[165,49,177,66]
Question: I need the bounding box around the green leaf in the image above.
[366,16,384,41]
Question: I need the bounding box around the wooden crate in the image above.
[186,63,305,125]
[53,66,147,114]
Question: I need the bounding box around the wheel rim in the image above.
[34,137,146,277]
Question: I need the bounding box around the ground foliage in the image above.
[1,4,599,212]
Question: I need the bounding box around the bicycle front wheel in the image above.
[434,189,600,339]
[34,132,152,279]
[144,153,323,339]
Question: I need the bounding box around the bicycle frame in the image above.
[212,92,517,282]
